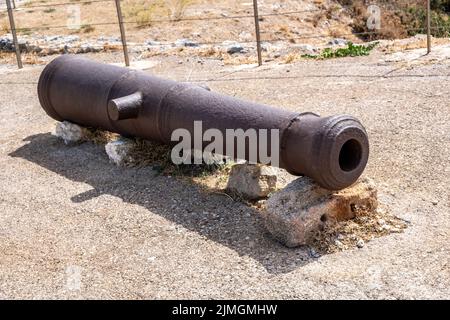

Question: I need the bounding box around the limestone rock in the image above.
[263,177,378,247]
[175,38,199,47]
[105,137,136,166]
[328,38,348,46]
[54,121,90,145]
[226,164,279,200]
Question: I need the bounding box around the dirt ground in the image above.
[0,43,449,299]
[0,0,354,45]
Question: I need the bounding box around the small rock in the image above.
[226,164,279,200]
[431,200,438,205]
[292,43,318,54]
[223,41,244,54]
[0,38,14,52]
[356,239,365,248]
[238,31,252,41]
[54,121,90,145]
[45,35,61,42]
[271,3,282,11]
[263,177,378,247]
[334,240,345,249]
[175,38,199,47]
[309,247,320,258]
[105,137,136,166]
[145,40,162,47]
[328,38,348,46]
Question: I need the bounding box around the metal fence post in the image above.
[426,0,431,54]
[252,0,262,66]
[6,0,22,69]
[114,0,130,66]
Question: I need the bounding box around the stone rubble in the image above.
[0,33,329,60]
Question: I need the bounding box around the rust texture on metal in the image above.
[37,56,369,190]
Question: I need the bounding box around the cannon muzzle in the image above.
[38,55,369,190]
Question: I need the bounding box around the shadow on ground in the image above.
[10,133,315,274]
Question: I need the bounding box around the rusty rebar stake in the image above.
[6,0,22,69]
[252,0,263,66]
[114,0,130,66]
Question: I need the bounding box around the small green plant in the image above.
[302,42,378,59]
[43,8,56,13]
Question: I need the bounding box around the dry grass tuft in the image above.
[1,21,9,33]
[85,129,118,145]
[103,43,123,52]
[22,53,45,65]
[166,0,194,21]
[124,0,166,27]
[82,129,229,180]
[198,47,220,58]
[310,206,408,254]
[81,24,95,34]
[222,54,258,66]
[126,138,172,168]
[284,52,300,64]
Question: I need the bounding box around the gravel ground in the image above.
[0,46,449,299]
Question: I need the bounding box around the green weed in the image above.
[302,42,378,59]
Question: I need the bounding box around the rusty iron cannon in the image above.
[37,55,369,190]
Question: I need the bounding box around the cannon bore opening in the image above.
[339,139,362,172]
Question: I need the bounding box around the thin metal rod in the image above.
[252,0,262,66]
[114,0,130,67]
[6,0,22,69]
[426,0,431,54]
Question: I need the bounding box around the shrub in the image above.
[432,0,450,12]
[406,6,450,37]
[124,0,165,27]
[81,24,95,33]
[165,0,193,21]
[302,42,378,59]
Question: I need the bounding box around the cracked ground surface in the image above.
[0,46,449,299]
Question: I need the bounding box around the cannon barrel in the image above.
[37,55,369,190]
